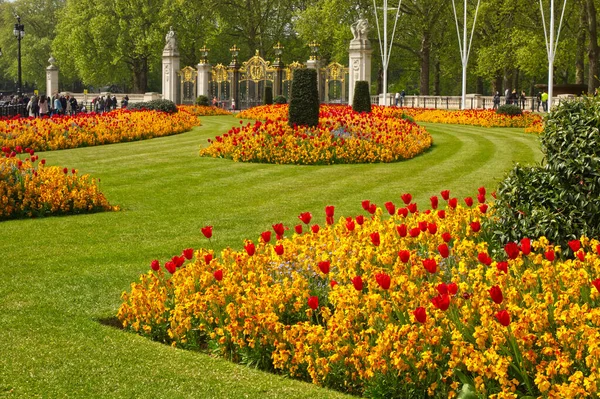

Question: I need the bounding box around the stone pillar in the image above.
[46,56,59,97]
[273,61,284,97]
[197,62,211,98]
[348,21,372,106]
[162,27,180,103]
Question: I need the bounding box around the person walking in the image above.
[493,92,500,109]
[395,92,400,106]
[541,90,549,112]
[536,92,542,111]
[519,90,526,109]
[400,90,406,106]
[38,95,49,117]
[53,95,63,115]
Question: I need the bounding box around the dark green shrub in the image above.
[263,87,273,105]
[196,95,209,106]
[492,97,600,250]
[274,95,287,104]
[496,104,522,116]
[401,113,415,124]
[128,99,178,113]
[288,68,319,127]
[352,81,371,113]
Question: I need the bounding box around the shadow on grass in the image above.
[97,316,124,329]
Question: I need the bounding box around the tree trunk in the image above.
[576,2,586,85]
[476,77,483,95]
[132,58,148,94]
[419,32,430,95]
[587,0,599,93]
[433,58,440,95]
[493,75,503,94]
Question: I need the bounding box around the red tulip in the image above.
[478,252,492,266]
[384,201,396,215]
[478,186,486,195]
[470,221,481,233]
[592,278,600,293]
[71,169,77,175]
[504,242,520,260]
[204,253,213,264]
[441,232,452,243]
[520,238,531,255]
[375,273,391,290]
[596,244,600,256]
[489,285,503,304]
[448,282,458,295]
[491,191,497,199]
[479,204,489,213]
[345,218,355,232]
[356,215,365,225]
[352,276,363,291]
[401,193,412,205]
[441,190,450,201]
[272,223,285,236]
[397,207,409,217]
[40,159,46,165]
[318,261,330,274]
[261,231,272,243]
[299,212,312,224]
[568,240,581,252]
[368,204,377,214]
[396,224,407,237]
[448,198,458,209]
[294,224,303,234]
[409,227,420,238]
[244,241,256,256]
[495,310,511,326]
[414,306,427,323]
[430,196,439,209]
[201,225,213,239]
[172,255,185,268]
[311,224,320,234]
[431,294,450,311]
[464,197,473,207]
[399,250,410,263]
[577,250,585,261]
[213,269,223,281]
[63,167,68,174]
[438,243,449,258]
[545,250,555,261]
[325,205,335,217]
[496,261,508,274]
[370,231,380,246]
[477,193,486,204]
[307,296,319,310]
[436,283,448,295]
[330,280,338,288]
[361,200,371,211]
[274,244,284,255]
[150,259,160,271]
[422,258,437,274]
[427,223,437,235]
[165,261,176,274]
[407,203,418,213]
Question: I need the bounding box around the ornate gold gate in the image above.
[178,66,198,104]
[239,50,275,108]
[282,61,305,101]
[321,62,349,104]
[210,64,231,106]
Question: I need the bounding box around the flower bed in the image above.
[1,148,117,220]
[118,191,600,398]
[200,105,432,164]
[0,108,200,152]
[178,105,233,116]
[385,107,543,130]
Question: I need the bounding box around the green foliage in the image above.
[352,81,371,113]
[263,86,273,105]
[196,95,209,106]
[128,99,178,113]
[496,104,523,116]
[493,97,600,249]
[401,113,415,124]
[288,68,319,127]
[274,95,287,104]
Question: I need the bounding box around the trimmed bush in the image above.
[128,99,178,114]
[264,87,273,105]
[288,69,319,127]
[196,95,209,106]
[274,95,287,104]
[352,81,371,113]
[496,104,522,116]
[492,97,600,250]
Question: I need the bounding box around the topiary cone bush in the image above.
[492,96,600,250]
[288,68,319,127]
[352,81,371,113]
[264,86,273,105]
[196,95,209,106]
[496,104,522,116]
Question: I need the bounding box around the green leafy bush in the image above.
[274,95,287,104]
[264,87,273,105]
[496,104,522,116]
[493,97,600,249]
[196,95,209,106]
[128,99,178,114]
[352,81,371,113]
[288,68,319,127]
[401,113,415,124]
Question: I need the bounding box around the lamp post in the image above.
[308,41,320,60]
[199,44,210,64]
[229,45,240,110]
[13,16,25,97]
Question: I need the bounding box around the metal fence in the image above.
[0,103,27,118]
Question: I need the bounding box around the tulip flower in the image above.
[352,276,363,291]
[298,212,312,225]
[397,208,409,217]
[495,310,511,326]
[330,280,338,288]
[213,269,223,281]
[272,223,285,236]
[430,196,438,209]
[464,197,473,207]
[345,218,355,232]
[441,190,450,200]
[592,278,600,293]
[431,294,450,311]
[261,231,272,243]
[244,241,256,256]
[427,223,437,234]
[436,283,448,295]
[274,244,284,255]
[470,221,481,233]
[384,201,396,215]
[361,200,370,211]
[201,225,213,239]
[368,204,377,214]
[294,225,303,234]
[438,243,449,258]
[325,205,335,218]
[413,307,427,323]
[165,261,176,274]
[409,227,421,238]
[448,198,458,209]
[520,238,531,255]
[307,296,319,310]
[182,248,194,260]
[399,250,410,263]
[478,252,492,266]
[422,258,437,273]
[396,224,407,237]
[448,282,458,295]
[356,215,365,225]
[478,186,486,195]
[407,203,418,213]
[504,242,520,260]
[489,285,503,304]
[545,250,555,261]
[150,259,160,271]
[437,210,446,219]
[441,232,452,243]
[401,193,412,205]
[568,240,581,252]
[496,261,508,274]
[370,232,380,246]
[375,273,391,290]
[311,225,320,234]
[477,193,485,204]
[478,204,488,213]
[318,261,330,274]
[204,253,213,264]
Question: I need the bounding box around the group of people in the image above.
[90,94,128,113]
[20,93,80,117]
[394,90,406,106]
[492,89,549,112]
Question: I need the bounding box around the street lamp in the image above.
[308,41,320,60]
[199,44,210,64]
[13,16,25,97]
[229,44,240,64]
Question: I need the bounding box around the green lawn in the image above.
[0,116,542,398]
